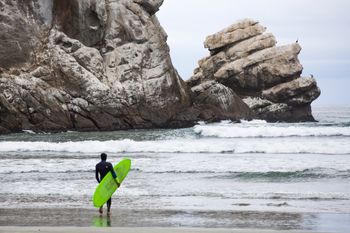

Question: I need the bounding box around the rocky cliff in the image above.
[0,2,319,134]
[1,0,178,133]
[188,19,321,122]
[1,0,249,133]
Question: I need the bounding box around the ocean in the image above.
[0,107,350,231]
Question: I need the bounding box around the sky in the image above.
[157,0,350,106]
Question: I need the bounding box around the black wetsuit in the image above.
[95,160,117,211]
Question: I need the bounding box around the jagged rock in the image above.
[262,77,321,106]
[133,0,164,15]
[242,97,314,122]
[204,19,265,52]
[72,46,105,81]
[213,43,303,93]
[0,0,251,133]
[199,33,277,79]
[188,19,320,122]
[0,0,191,132]
[0,4,322,132]
[243,97,274,111]
[191,81,252,121]
[0,0,52,69]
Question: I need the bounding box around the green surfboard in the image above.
[93,158,131,208]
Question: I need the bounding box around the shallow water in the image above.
[0,107,349,230]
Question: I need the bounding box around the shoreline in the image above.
[0,227,323,233]
[1,208,350,233]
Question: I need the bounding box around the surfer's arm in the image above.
[112,172,120,187]
[109,165,120,187]
[95,167,100,183]
[111,170,117,179]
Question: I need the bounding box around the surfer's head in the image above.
[101,153,107,161]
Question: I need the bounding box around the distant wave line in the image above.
[0,139,350,155]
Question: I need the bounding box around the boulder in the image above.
[262,77,321,106]
[133,0,164,15]
[191,81,252,121]
[213,43,303,92]
[198,33,277,80]
[188,19,320,122]
[204,19,265,52]
[243,97,315,122]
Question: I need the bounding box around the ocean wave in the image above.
[137,168,350,180]
[0,139,234,154]
[0,138,350,154]
[3,167,349,181]
[209,168,350,180]
[136,193,350,201]
[193,122,350,138]
[0,169,95,175]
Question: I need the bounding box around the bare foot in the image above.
[107,211,111,216]
[99,207,103,215]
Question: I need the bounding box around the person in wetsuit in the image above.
[95,153,120,215]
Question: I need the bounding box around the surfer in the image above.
[95,153,120,216]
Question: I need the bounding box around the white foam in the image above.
[0,139,232,154]
[0,137,349,154]
[240,119,268,124]
[23,130,36,134]
[194,122,350,138]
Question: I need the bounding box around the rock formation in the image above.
[188,19,321,122]
[0,0,253,133]
[0,2,321,134]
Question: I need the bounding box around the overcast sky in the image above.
[157,0,350,106]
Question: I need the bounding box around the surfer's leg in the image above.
[107,198,112,214]
[99,206,103,215]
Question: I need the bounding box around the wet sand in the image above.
[1,208,349,232]
[0,208,315,229]
[0,226,322,233]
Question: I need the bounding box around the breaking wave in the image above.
[0,137,350,154]
[194,121,350,138]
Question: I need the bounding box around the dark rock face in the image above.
[188,19,321,122]
[262,77,321,106]
[190,81,252,122]
[0,0,52,68]
[0,0,252,133]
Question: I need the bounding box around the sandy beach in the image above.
[0,227,323,233]
[0,208,321,228]
[1,208,349,233]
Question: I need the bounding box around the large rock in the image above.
[0,0,251,133]
[213,44,303,92]
[191,81,252,121]
[204,19,265,52]
[188,19,320,122]
[262,77,321,106]
[0,0,52,69]
[0,0,190,132]
[133,0,164,15]
[0,6,321,132]
[243,97,316,122]
[198,33,277,81]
